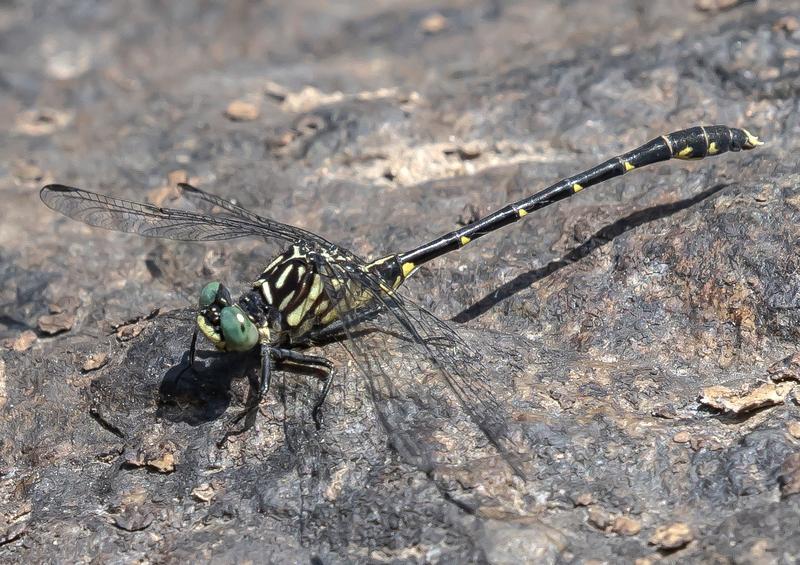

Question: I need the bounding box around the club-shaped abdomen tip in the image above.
[741,128,764,149]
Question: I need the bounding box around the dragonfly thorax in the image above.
[251,244,336,341]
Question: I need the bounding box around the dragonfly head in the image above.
[196,281,259,352]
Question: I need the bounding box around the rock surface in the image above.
[1,0,799,562]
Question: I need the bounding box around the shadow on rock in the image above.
[452,183,729,323]
[157,348,258,426]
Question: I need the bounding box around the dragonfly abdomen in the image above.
[394,125,761,276]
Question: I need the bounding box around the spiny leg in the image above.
[218,343,272,445]
[272,348,333,429]
[313,369,335,430]
[188,329,198,365]
[307,303,386,345]
[305,289,414,347]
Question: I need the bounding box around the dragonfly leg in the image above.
[313,369,335,430]
[218,343,272,445]
[188,329,198,366]
[309,304,385,345]
[272,348,333,429]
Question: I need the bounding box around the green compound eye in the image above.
[219,306,259,351]
[199,281,221,308]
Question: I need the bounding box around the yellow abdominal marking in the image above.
[623,161,635,172]
[460,235,471,246]
[572,183,583,193]
[401,262,415,278]
[677,146,693,159]
[707,141,719,155]
[518,209,528,217]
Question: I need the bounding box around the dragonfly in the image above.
[40,125,762,475]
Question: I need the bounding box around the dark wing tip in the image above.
[40,183,77,204]
[41,183,76,191]
[41,183,74,193]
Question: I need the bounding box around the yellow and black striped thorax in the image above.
[249,244,329,340]
[247,244,405,342]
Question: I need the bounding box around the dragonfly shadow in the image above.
[452,183,729,324]
[156,349,257,426]
[156,345,335,432]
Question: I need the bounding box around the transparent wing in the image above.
[311,252,526,478]
[40,183,319,245]
[175,183,332,247]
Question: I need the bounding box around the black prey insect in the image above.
[41,125,761,472]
